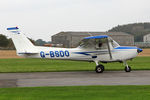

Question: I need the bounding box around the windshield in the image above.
[109,37,120,48]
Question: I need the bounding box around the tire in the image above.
[125,66,131,72]
[95,64,104,73]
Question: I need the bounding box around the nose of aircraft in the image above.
[137,48,143,53]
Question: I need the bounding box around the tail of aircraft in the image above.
[7,27,38,54]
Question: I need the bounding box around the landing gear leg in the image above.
[123,61,131,72]
[95,61,105,73]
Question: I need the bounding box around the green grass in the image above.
[0,56,149,72]
[0,85,150,100]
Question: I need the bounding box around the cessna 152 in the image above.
[7,27,143,73]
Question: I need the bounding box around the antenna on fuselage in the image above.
[87,32,93,36]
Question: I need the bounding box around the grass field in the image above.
[0,56,149,72]
[0,85,150,100]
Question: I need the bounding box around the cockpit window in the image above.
[79,38,108,50]
[95,38,108,49]
[78,37,120,50]
[109,38,120,48]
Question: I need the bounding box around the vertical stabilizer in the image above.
[7,27,37,53]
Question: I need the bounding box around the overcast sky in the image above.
[0,0,150,41]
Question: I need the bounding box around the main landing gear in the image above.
[95,64,105,73]
[94,61,132,73]
[95,61,105,73]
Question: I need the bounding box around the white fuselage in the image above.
[18,46,138,62]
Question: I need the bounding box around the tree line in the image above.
[108,22,150,42]
[0,34,51,50]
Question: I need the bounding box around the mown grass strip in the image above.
[0,57,149,72]
[0,85,150,100]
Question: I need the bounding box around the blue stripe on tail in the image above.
[7,27,19,30]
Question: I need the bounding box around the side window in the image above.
[79,39,95,49]
[79,39,88,48]
[95,38,107,50]
[78,38,115,50]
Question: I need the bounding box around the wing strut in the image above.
[107,38,112,60]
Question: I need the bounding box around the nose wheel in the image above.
[125,66,131,72]
[123,61,131,72]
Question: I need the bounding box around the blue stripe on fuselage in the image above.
[73,52,91,55]
[74,47,137,56]
[73,51,108,56]
[114,46,137,49]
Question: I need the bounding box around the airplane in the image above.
[7,27,143,73]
